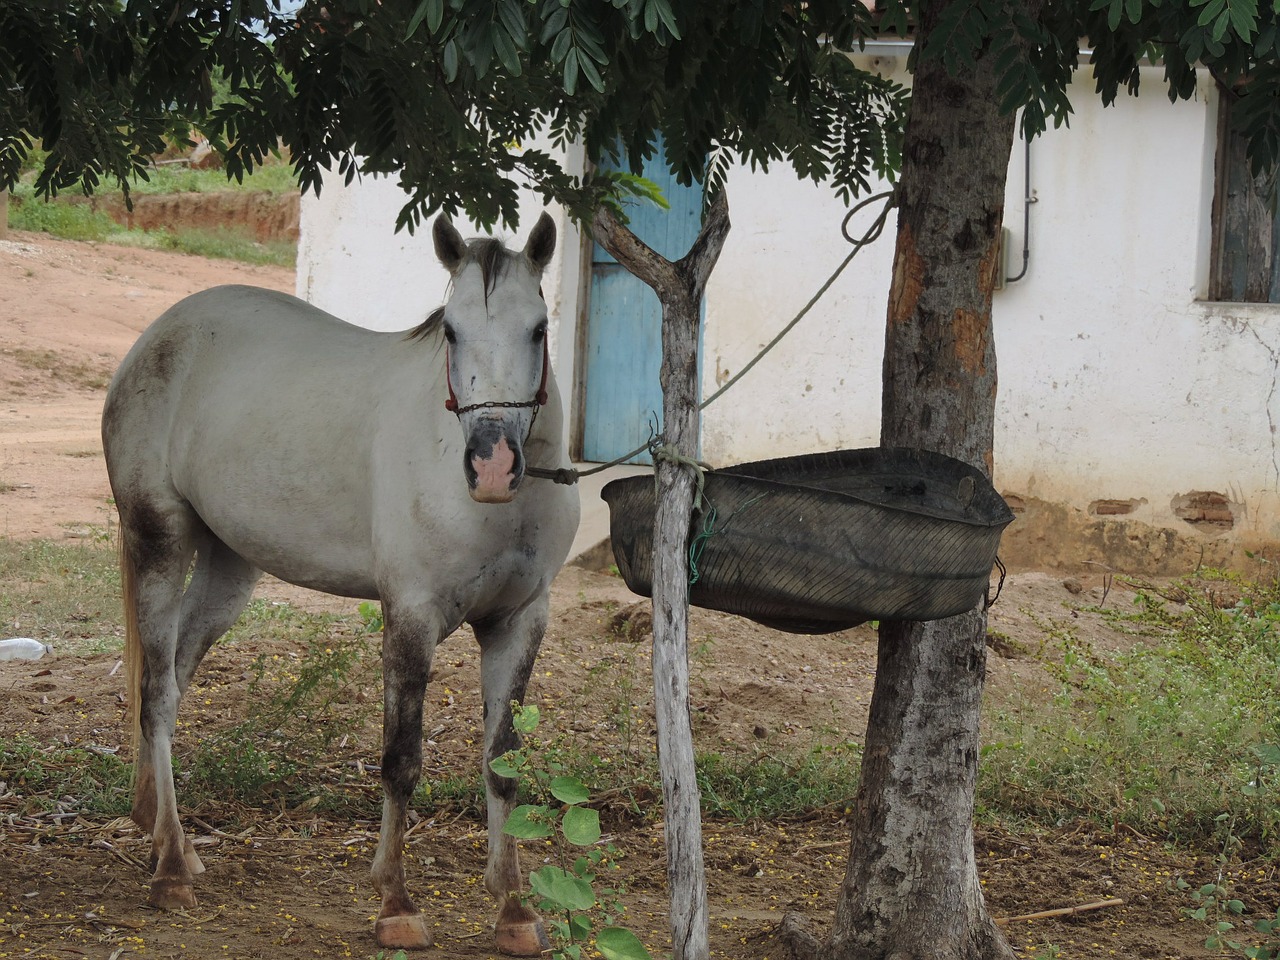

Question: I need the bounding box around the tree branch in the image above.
[678,188,731,295]
[590,204,682,299]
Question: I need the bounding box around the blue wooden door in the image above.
[581,144,704,463]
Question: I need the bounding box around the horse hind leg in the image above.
[125,515,259,908]
[370,600,439,950]
[475,600,552,957]
[168,534,261,875]
[121,501,199,910]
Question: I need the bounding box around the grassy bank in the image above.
[4,163,297,267]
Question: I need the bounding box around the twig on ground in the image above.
[995,898,1124,925]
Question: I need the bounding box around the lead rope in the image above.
[524,190,897,484]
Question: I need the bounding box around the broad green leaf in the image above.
[530,866,596,911]
[568,913,592,941]
[489,751,524,779]
[596,926,653,960]
[562,805,602,846]
[550,776,590,805]
[512,703,540,734]
[1252,743,1280,766]
[502,804,554,839]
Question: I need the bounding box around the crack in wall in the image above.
[1236,318,1280,490]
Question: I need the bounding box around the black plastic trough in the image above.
[601,447,1016,635]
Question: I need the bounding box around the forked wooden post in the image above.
[592,191,730,960]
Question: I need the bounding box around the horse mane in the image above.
[406,238,519,342]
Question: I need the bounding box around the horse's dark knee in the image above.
[382,736,423,800]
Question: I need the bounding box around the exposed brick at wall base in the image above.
[997,495,1277,576]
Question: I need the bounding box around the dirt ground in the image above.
[1,230,1273,960]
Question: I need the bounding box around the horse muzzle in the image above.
[464,419,526,503]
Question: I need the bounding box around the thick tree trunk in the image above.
[821,11,1019,960]
[592,191,730,960]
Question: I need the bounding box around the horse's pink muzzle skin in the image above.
[465,429,523,503]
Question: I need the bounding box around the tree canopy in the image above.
[0,0,911,229]
[5,1,1280,232]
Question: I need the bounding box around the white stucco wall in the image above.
[297,64,1280,548]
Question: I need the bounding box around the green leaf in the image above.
[562,805,602,846]
[577,52,604,92]
[551,776,590,805]
[442,39,459,81]
[1252,743,1280,766]
[512,703,540,735]
[502,804,554,839]
[563,49,580,95]
[596,926,653,960]
[530,866,596,911]
[405,0,442,38]
[494,28,522,76]
[489,751,524,779]
[568,913,592,940]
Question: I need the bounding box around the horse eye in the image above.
[443,324,456,345]
[532,322,548,343]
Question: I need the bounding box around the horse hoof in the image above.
[375,912,434,949]
[149,878,197,911]
[495,918,551,957]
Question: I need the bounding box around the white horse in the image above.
[101,213,579,954]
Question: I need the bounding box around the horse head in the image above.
[432,212,557,504]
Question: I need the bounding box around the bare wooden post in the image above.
[0,189,9,240]
[592,190,730,960]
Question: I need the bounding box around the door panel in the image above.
[581,142,703,464]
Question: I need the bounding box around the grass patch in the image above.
[129,162,298,196]
[150,225,295,267]
[6,181,296,268]
[0,734,132,818]
[696,744,861,820]
[177,602,384,815]
[0,539,122,654]
[11,347,114,391]
[980,570,1280,845]
[7,194,116,241]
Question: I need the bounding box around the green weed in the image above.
[0,539,122,654]
[494,703,652,960]
[0,735,131,817]
[151,226,295,267]
[7,193,116,240]
[980,571,1280,843]
[129,162,297,196]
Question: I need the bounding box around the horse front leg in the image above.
[371,601,438,950]
[475,600,551,957]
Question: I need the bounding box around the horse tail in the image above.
[120,529,143,764]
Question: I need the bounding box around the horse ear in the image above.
[525,212,556,272]
[433,216,467,274]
